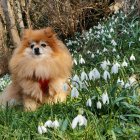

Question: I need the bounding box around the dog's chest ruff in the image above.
[39,79,50,94]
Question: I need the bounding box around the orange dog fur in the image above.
[0,27,73,111]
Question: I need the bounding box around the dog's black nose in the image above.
[34,48,40,55]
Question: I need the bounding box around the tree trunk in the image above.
[0,10,11,76]
[1,0,20,48]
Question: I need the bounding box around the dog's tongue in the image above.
[39,79,49,94]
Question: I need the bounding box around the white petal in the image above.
[38,126,43,134]
[53,120,60,128]
[86,98,92,107]
[71,87,79,98]
[41,126,47,133]
[97,101,102,109]
[71,116,79,129]
[78,115,87,126]
[81,71,88,81]
[44,120,53,128]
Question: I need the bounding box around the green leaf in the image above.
[61,119,69,131]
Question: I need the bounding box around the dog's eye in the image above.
[30,44,34,49]
[41,43,46,47]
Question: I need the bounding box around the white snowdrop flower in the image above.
[71,115,87,129]
[130,54,135,61]
[44,120,53,128]
[89,70,94,80]
[112,48,116,52]
[117,78,124,86]
[52,120,60,128]
[111,62,120,74]
[79,57,85,64]
[103,70,111,81]
[122,60,128,67]
[92,68,100,80]
[73,59,77,65]
[97,23,102,29]
[103,47,108,52]
[71,87,79,98]
[38,125,47,134]
[91,53,95,58]
[96,35,100,38]
[72,74,80,88]
[41,126,47,133]
[111,40,117,46]
[38,126,43,134]
[102,91,109,104]
[117,55,120,59]
[72,74,80,83]
[114,18,118,23]
[131,5,134,10]
[81,71,88,81]
[87,50,91,54]
[101,60,108,70]
[124,82,130,89]
[139,37,140,41]
[96,49,100,54]
[86,98,92,107]
[97,101,102,109]
[108,34,112,38]
[110,28,114,32]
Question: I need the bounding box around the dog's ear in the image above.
[44,27,56,38]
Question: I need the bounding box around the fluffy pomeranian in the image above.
[0,27,73,111]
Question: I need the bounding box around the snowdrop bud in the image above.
[117,55,120,59]
[79,57,85,64]
[44,120,53,128]
[112,48,117,52]
[81,71,88,81]
[96,49,100,54]
[103,70,110,81]
[122,60,128,67]
[91,53,95,58]
[53,120,60,128]
[110,28,114,32]
[72,74,80,83]
[108,34,112,38]
[111,40,117,46]
[86,98,92,107]
[71,87,79,98]
[131,5,134,10]
[130,54,135,61]
[102,91,109,104]
[97,101,102,109]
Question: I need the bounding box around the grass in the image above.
[0,10,140,139]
